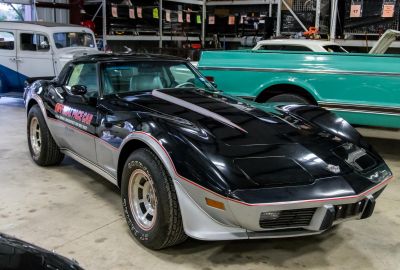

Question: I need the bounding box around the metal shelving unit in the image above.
[89,0,399,51]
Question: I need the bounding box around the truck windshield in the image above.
[102,61,215,95]
[53,32,95,49]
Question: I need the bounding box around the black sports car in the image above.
[24,53,393,250]
[0,233,83,270]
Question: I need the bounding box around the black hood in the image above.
[123,89,341,146]
[114,88,383,190]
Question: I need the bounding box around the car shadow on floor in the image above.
[148,226,371,269]
[363,137,400,159]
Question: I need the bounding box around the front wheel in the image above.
[267,93,311,104]
[121,148,187,249]
[27,105,64,166]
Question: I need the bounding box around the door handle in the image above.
[15,58,22,62]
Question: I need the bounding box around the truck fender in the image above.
[254,77,322,103]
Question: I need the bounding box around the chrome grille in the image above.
[259,208,316,229]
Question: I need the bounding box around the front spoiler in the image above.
[174,176,391,241]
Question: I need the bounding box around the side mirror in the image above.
[70,85,87,96]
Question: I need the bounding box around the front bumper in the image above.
[174,175,392,240]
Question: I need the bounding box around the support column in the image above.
[201,0,206,48]
[159,0,163,49]
[102,0,107,51]
[276,0,282,36]
[315,0,321,30]
[330,0,338,40]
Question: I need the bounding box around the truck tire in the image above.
[121,148,187,249]
[267,93,311,104]
[27,105,64,166]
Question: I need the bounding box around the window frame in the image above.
[53,32,96,49]
[259,44,313,52]
[64,61,101,99]
[99,60,215,96]
[0,31,15,51]
[19,31,51,53]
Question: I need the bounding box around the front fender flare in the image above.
[254,77,322,101]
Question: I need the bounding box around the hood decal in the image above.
[152,90,247,133]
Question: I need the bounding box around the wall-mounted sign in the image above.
[137,7,142,18]
[178,11,183,22]
[196,15,201,24]
[208,15,215,25]
[350,4,362,18]
[153,8,159,19]
[382,4,395,18]
[129,8,135,19]
[228,15,235,25]
[166,9,171,22]
[111,5,118,18]
[186,12,191,23]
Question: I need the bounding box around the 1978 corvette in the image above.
[24,54,393,249]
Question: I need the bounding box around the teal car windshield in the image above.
[102,61,215,95]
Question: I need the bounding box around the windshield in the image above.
[102,61,215,95]
[53,32,95,49]
[323,45,348,53]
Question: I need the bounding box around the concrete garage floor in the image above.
[0,97,399,270]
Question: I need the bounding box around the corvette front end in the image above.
[174,167,392,240]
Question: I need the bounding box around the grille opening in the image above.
[259,208,316,229]
[334,199,366,220]
[354,154,376,172]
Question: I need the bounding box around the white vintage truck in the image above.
[0,21,99,98]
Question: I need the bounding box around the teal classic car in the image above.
[198,50,400,129]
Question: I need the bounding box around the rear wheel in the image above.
[267,93,311,104]
[121,148,187,249]
[27,105,64,166]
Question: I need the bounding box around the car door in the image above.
[55,62,99,163]
[0,30,21,95]
[16,31,55,85]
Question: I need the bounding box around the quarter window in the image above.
[20,33,50,52]
[0,31,15,50]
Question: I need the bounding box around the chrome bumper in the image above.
[174,176,392,241]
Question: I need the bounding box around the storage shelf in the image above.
[207,0,277,6]
[336,39,400,48]
[105,35,202,42]
[166,0,204,5]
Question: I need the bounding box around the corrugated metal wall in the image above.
[36,0,70,23]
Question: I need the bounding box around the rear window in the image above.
[0,31,14,50]
[259,44,312,52]
[323,45,348,53]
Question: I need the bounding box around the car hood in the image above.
[57,47,100,59]
[124,88,346,147]
[118,88,383,189]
